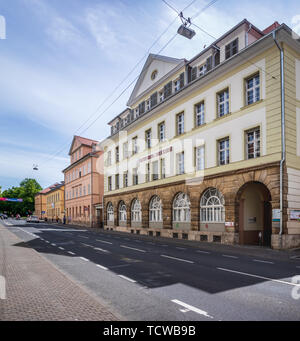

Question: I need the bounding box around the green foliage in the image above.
[0,178,42,216]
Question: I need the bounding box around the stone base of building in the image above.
[105,225,239,245]
[271,234,300,250]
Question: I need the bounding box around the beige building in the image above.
[100,19,300,249]
[45,182,65,222]
[63,136,104,227]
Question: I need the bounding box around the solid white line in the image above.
[96,239,113,245]
[118,275,136,283]
[196,250,210,254]
[161,254,194,264]
[253,259,274,264]
[172,299,213,319]
[222,254,238,259]
[94,247,110,253]
[58,247,65,250]
[96,264,108,271]
[79,257,89,262]
[68,251,75,255]
[217,267,300,287]
[120,245,146,253]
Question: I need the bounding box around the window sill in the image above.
[214,112,232,122]
[192,123,207,131]
[240,99,263,111]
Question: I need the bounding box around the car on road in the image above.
[0,214,8,219]
[26,215,39,223]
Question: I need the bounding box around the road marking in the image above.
[171,299,213,319]
[118,275,136,283]
[51,243,56,246]
[176,247,186,250]
[297,266,300,269]
[196,250,210,254]
[96,264,108,271]
[222,254,238,259]
[68,251,75,255]
[79,257,89,262]
[217,267,300,287]
[45,241,50,243]
[58,247,65,250]
[161,254,194,264]
[79,235,88,239]
[96,239,113,245]
[120,245,146,253]
[94,247,110,253]
[253,259,274,264]
[148,242,155,245]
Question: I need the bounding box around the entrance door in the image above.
[263,201,272,247]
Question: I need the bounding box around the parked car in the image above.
[26,215,39,223]
[0,214,8,219]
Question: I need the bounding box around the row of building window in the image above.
[107,188,225,224]
[65,162,91,183]
[110,38,245,136]
[66,206,90,218]
[107,73,260,166]
[66,184,91,200]
[47,192,60,203]
[107,127,260,191]
[71,148,82,163]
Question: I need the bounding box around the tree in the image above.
[0,178,42,216]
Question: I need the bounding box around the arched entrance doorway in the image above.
[236,181,272,247]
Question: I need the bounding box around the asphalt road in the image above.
[2,218,300,321]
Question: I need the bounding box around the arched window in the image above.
[131,199,141,222]
[107,202,114,222]
[173,192,191,222]
[149,196,162,222]
[200,188,225,222]
[119,201,127,222]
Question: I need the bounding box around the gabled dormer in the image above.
[69,135,98,164]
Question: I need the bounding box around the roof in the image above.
[36,182,64,196]
[68,135,99,155]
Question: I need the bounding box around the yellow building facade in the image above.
[45,182,65,222]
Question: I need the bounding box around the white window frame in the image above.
[123,142,128,159]
[152,161,159,181]
[160,158,166,179]
[177,113,184,135]
[200,187,225,223]
[173,192,191,222]
[246,128,260,159]
[199,63,207,77]
[217,89,229,117]
[131,199,142,222]
[218,138,230,165]
[195,102,205,126]
[145,129,152,149]
[158,122,165,142]
[176,152,185,175]
[107,202,114,222]
[119,202,127,222]
[246,73,260,105]
[149,196,162,222]
[196,146,205,171]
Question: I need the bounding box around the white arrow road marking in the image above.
[172,299,213,319]
[217,267,300,287]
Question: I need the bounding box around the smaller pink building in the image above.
[63,136,104,227]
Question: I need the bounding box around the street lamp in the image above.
[177,12,196,39]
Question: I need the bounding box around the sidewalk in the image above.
[46,221,300,262]
[0,224,120,321]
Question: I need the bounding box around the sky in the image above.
[0,0,299,191]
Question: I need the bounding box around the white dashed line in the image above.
[94,247,110,253]
[51,243,56,247]
[96,239,113,245]
[79,257,89,262]
[217,267,300,287]
[96,264,108,271]
[222,254,238,259]
[120,245,146,253]
[253,259,274,264]
[79,235,88,239]
[161,254,194,264]
[58,247,65,250]
[196,250,210,254]
[172,299,213,319]
[118,275,136,283]
[176,247,186,250]
[68,251,75,255]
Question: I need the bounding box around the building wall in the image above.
[45,187,65,221]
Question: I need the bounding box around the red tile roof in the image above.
[74,135,98,147]
[262,22,280,35]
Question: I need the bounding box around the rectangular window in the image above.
[176,112,184,135]
[146,99,151,111]
[164,81,172,99]
[176,152,185,175]
[132,137,138,155]
[195,146,205,171]
[160,158,166,179]
[217,89,229,117]
[158,122,165,142]
[206,56,212,72]
[108,176,112,191]
[150,92,158,108]
[159,90,164,102]
[174,79,180,92]
[195,102,205,127]
[123,142,128,159]
[78,149,81,159]
[115,174,119,189]
[225,38,238,59]
[199,64,207,77]
[88,162,91,173]
[133,168,138,185]
[139,101,145,114]
[218,138,230,165]
[189,66,197,82]
[115,146,119,163]
[83,186,86,196]
[79,186,82,197]
[88,184,91,195]
[123,171,128,188]
[145,129,151,149]
[246,128,260,159]
[145,163,150,182]
[246,73,260,105]
[152,161,159,181]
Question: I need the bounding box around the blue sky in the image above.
[0,0,299,191]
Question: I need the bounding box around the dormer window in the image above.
[225,38,239,60]
[159,90,164,102]
[199,64,207,77]
[174,79,180,92]
[146,99,151,111]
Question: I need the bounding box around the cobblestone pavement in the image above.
[0,224,119,321]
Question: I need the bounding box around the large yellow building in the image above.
[45,182,65,222]
[100,19,300,249]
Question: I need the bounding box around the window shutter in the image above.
[214,51,220,67]
[164,81,172,98]
[139,101,145,114]
[179,72,184,88]
[191,67,197,81]
[150,92,158,108]
[206,56,212,71]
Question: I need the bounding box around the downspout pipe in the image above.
[245,23,252,47]
[272,30,285,238]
